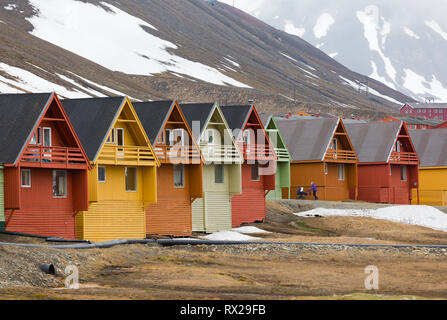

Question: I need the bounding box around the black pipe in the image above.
[45,237,91,244]
[40,264,55,275]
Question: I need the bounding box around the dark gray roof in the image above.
[276,118,339,161]
[62,97,125,161]
[180,103,215,140]
[405,102,447,109]
[221,105,252,137]
[258,113,272,127]
[0,93,53,164]
[133,101,174,144]
[409,129,447,167]
[345,121,402,163]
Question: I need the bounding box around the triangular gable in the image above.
[96,97,160,166]
[322,118,358,161]
[386,121,418,163]
[17,92,90,168]
[265,116,291,161]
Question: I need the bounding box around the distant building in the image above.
[380,115,441,130]
[400,102,447,120]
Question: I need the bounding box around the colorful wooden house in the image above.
[259,114,291,200]
[345,121,419,204]
[0,165,3,231]
[62,97,159,242]
[133,100,203,236]
[1,93,90,238]
[221,105,276,227]
[410,129,447,205]
[276,118,358,201]
[180,102,243,233]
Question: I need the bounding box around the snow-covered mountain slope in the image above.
[223,0,447,102]
[0,0,414,118]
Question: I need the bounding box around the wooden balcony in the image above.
[21,145,87,169]
[200,144,243,164]
[154,145,201,164]
[98,145,157,166]
[274,147,290,162]
[324,149,357,162]
[389,151,419,164]
[237,143,276,161]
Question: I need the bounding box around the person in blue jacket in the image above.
[309,181,318,200]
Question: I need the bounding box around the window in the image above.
[331,138,337,150]
[106,129,115,144]
[174,164,185,188]
[400,165,407,181]
[98,166,106,183]
[324,163,328,175]
[389,165,392,176]
[53,170,67,198]
[171,129,185,146]
[251,163,260,181]
[215,164,224,184]
[125,167,137,191]
[30,127,41,145]
[116,128,124,146]
[21,169,31,188]
[43,127,52,147]
[337,164,345,181]
[206,129,214,144]
[242,130,251,145]
[159,130,166,144]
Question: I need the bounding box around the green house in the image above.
[181,102,243,233]
[0,165,3,231]
[260,114,291,200]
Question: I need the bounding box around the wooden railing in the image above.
[98,145,157,165]
[154,145,201,164]
[389,151,419,163]
[21,145,86,168]
[324,149,357,162]
[237,142,276,161]
[200,144,243,163]
[274,147,290,161]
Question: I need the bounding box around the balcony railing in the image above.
[98,145,157,165]
[200,144,243,164]
[154,145,201,164]
[21,145,87,168]
[274,147,290,161]
[324,149,357,162]
[389,151,419,163]
[237,143,276,161]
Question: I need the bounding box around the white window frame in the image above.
[98,166,106,183]
[400,165,407,181]
[332,138,337,150]
[53,170,67,198]
[30,127,41,145]
[337,164,345,181]
[21,169,31,188]
[116,128,124,146]
[106,128,116,144]
[324,163,328,175]
[171,128,185,146]
[242,130,251,145]
[159,130,166,145]
[206,129,214,144]
[214,164,224,184]
[125,167,137,192]
[173,164,185,188]
[42,127,52,147]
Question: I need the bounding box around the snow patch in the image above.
[370,61,396,89]
[295,205,447,233]
[280,52,298,63]
[284,20,305,37]
[404,27,420,40]
[3,4,17,10]
[313,13,335,39]
[339,75,402,104]
[232,226,271,234]
[329,52,338,58]
[426,20,447,41]
[200,231,260,241]
[223,57,240,68]
[403,69,447,101]
[26,0,251,88]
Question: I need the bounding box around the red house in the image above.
[1,93,90,239]
[380,116,441,130]
[221,105,276,227]
[345,121,419,204]
[400,102,447,120]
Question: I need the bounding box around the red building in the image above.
[380,116,441,130]
[221,105,276,227]
[345,121,419,204]
[400,102,447,120]
[1,93,90,239]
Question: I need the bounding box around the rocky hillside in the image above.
[0,0,413,118]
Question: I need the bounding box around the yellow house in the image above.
[410,129,447,205]
[62,97,159,241]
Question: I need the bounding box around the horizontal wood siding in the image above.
[77,200,146,242]
[5,207,75,238]
[205,192,231,232]
[191,198,205,232]
[231,164,266,227]
[0,167,4,230]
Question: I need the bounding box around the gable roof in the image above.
[345,121,402,163]
[220,105,253,138]
[0,93,53,164]
[258,113,272,128]
[405,102,447,109]
[132,101,175,144]
[276,118,339,162]
[61,97,126,161]
[180,103,216,140]
[409,129,447,167]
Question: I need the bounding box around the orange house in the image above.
[1,93,90,239]
[276,118,358,201]
[134,100,203,236]
[221,105,276,227]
